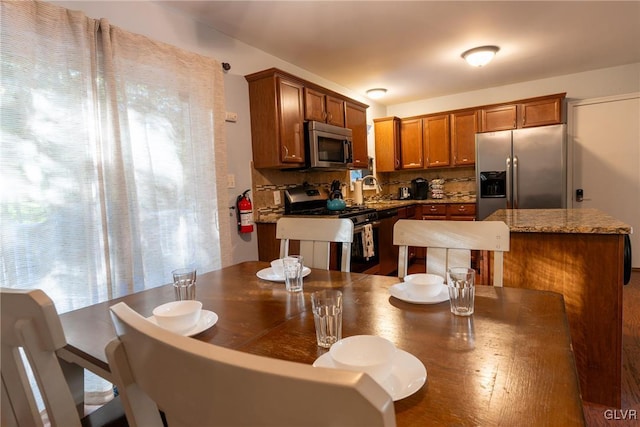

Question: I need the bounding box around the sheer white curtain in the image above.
[1,0,231,402]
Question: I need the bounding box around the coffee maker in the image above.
[411,178,429,200]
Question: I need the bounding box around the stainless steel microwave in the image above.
[305,121,352,169]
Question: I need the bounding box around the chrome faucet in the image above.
[360,175,382,194]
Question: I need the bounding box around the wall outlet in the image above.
[273,190,281,205]
[225,111,238,122]
[227,174,236,188]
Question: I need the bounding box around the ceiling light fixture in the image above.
[366,88,387,99]
[461,45,500,67]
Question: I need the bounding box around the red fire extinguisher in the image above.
[236,189,254,233]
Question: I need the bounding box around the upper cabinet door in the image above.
[278,78,306,164]
[519,97,562,128]
[423,114,451,167]
[345,102,368,169]
[451,110,478,166]
[400,118,423,169]
[246,70,305,169]
[304,87,327,122]
[326,95,346,127]
[304,88,346,127]
[374,117,401,172]
[481,105,517,132]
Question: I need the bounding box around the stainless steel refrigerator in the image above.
[475,124,566,220]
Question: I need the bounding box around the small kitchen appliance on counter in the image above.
[398,186,411,200]
[411,178,429,200]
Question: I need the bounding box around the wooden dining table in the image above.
[58,261,585,426]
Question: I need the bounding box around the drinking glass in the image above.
[311,290,343,348]
[447,267,475,316]
[172,267,197,301]
[283,255,304,292]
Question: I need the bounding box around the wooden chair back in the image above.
[106,302,396,427]
[0,288,125,427]
[276,217,354,271]
[393,220,510,286]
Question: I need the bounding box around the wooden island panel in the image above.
[503,232,624,408]
[486,208,631,408]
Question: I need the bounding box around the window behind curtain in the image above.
[1,1,232,315]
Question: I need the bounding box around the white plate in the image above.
[389,282,450,304]
[147,309,218,336]
[313,349,427,401]
[256,266,311,282]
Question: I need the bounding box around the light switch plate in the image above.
[273,190,281,205]
[227,174,236,188]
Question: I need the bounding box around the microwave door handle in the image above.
[345,140,353,163]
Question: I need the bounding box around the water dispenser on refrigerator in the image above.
[479,171,506,198]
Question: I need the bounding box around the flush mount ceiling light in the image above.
[366,88,387,99]
[461,45,500,67]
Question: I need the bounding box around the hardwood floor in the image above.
[583,270,640,426]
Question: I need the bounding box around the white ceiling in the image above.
[160,1,640,106]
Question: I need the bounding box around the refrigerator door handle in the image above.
[506,157,512,208]
[513,156,519,209]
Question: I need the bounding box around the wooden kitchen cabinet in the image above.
[304,87,345,127]
[415,203,477,259]
[519,95,562,128]
[246,70,305,169]
[447,203,476,221]
[451,110,478,166]
[480,93,565,132]
[400,118,423,169]
[247,68,368,169]
[420,204,447,220]
[480,104,517,132]
[374,117,401,172]
[423,114,451,168]
[345,102,368,169]
[416,204,446,259]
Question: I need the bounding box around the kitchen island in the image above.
[485,208,632,408]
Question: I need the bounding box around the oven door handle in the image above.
[353,221,380,233]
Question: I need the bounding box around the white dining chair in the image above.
[393,220,510,286]
[276,217,354,272]
[0,288,126,427]
[106,302,396,427]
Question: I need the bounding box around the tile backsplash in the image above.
[251,165,476,222]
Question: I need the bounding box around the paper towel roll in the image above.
[354,179,364,205]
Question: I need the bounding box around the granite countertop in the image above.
[485,209,632,234]
[362,196,476,210]
[256,197,476,223]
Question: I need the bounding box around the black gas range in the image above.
[284,185,378,227]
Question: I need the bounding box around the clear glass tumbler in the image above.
[447,267,475,316]
[311,290,343,348]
